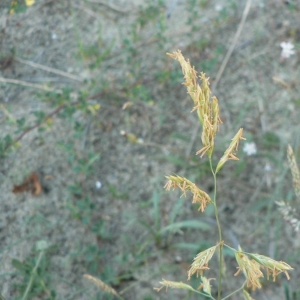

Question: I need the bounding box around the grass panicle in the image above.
[167,50,222,158]
[155,50,293,299]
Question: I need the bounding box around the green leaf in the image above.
[172,243,203,251]
[12,259,29,274]
[160,220,210,234]
[152,191,161,233]
[169,198,185,224]
[86,153,101,167]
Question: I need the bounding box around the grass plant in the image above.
[155,51,293,300]
[11,240,54,300]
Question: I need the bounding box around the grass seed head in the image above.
[83,274,121,298]
[188,245,218,280]
[216,128,246,173]
[154,279,195,293]
[167,50,222,158]
[164,175,212,212]
[247,253,293,281]
[234,252,263,291]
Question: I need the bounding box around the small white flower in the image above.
[95,181,102,189]
[215,4,223,11]
[280,41,295,58]
[243,142,257,156]
[264,163,272,172]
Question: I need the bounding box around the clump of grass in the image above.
[155,50,293,299]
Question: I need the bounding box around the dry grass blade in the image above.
[83,274,123,299]
[0,77,62,93]
[15,57,84,82]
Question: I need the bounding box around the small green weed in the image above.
[12,241,54,300]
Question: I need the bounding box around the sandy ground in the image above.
[0,1,300,299]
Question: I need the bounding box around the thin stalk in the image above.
[209,158,223,300]
[224,243,237,253]
[222,281,247,300]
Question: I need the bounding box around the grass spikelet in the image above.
[164,175,212,212]
[247,253,293,281]
[83,274,122,299]
[188,245,218,280]
[154,278,195,292]
[216,128,246,173]
[166,51,200,112]
[198,276,214,295]
[234,251,263,291]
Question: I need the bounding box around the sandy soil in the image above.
[0,1,300,299]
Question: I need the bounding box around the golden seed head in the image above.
[235,250,293,291]
[188,245,218,280]
[234,252,263,291]
[154,279,194,293]
[248,253,293,281]
[164,175,212,212]
[216,128,246,173]
[167,51,222,159]
[83,274,120,298]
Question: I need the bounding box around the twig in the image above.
[4,104,65,152]
[213,0,252,89]
[71,3,101,18]
[1,77,128,153]
[14,57,84,82]
[185,0,252,158]
[0,12,9,49]
[0,77,62,94]
[87,0,131,13]
[81,116,91,150]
